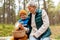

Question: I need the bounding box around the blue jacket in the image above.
[18,18,29,27]
[18,18,32,38]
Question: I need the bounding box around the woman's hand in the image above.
[33,34,36,38]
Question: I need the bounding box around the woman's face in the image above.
[20,14,27,20]
[28,6,36,14]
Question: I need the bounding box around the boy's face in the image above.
[20,14,27,20]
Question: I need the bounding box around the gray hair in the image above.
[26,1,37,8]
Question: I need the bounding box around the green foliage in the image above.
[0,24,14,37]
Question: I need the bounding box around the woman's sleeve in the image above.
[34,9,49,38]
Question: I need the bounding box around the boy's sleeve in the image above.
[24,27,29,32]
[15,22,20,29]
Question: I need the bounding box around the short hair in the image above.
[26,1,37,8]
[19,10,27,16]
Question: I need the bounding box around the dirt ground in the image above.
[50,25,60,40]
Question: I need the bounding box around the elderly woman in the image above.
[27,1,51,40]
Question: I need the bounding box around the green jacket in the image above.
[28,9,51,38]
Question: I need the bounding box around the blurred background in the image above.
[0,0,60,40]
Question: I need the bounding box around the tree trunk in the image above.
[24,0,25,10]
[38,0,40,9]
[3,0,5,23]
[7,0,11,24]
[43,0,48,14]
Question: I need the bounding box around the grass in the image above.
[0,24,14,37]
[0,24,60,40]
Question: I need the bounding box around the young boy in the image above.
[14,10,30,40]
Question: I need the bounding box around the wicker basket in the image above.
[13,30,26,38]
